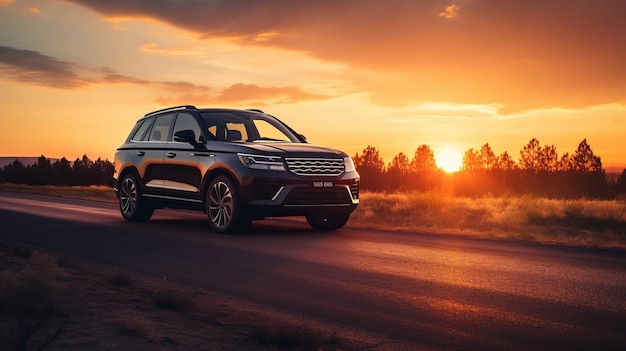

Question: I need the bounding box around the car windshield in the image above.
[200,111,301,143]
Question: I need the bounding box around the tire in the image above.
[306,213,350,231]
[206,175,250,233]
[119,173,154,222]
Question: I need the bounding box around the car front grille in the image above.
[284,158,344,177]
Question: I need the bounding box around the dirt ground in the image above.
[0,242,357,351]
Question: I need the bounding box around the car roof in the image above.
[143,105,265,118]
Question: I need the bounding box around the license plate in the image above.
[313,181,333,188]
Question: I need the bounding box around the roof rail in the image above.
[144,105,197,117]
[246,109,265,113]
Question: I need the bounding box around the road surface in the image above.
[1,191,625,350]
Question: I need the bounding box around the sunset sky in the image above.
[1,0,625,170]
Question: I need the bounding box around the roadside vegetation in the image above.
[0,247,69,351]
[352,191,626,249]
[0,183,117,202]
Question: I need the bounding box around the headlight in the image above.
[344,156,356,172]
[237,153,286,171]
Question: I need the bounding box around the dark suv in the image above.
[113,105,359,233]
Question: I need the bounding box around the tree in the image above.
[411,145,438,173]
[386,152,411,190]
[30,155,53,185]
[571,139,602,174]
[519,138,541,173]
[478,143,497,170]
[538,144,559,172]
[72,154,95,185]
[461,148,481,171]
[387,152,411,176]
[1,159,28,184]
[616,169,626,195]
[558,152,572,171]
[496,151,517,171]
[52,157,73,185]
[93,157,115,185]
[354,145,385,191]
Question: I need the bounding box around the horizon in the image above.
[1,154,624,175]
[1,1,625,170]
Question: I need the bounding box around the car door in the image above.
[135,113,173,195]
[162,112,204,202]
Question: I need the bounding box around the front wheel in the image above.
[119,173,153,222]
[206,175,250,234]
[306,213,350,231]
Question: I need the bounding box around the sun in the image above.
[435,147,463,173]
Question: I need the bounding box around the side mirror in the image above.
[174,129,198,146]
[298,134,307,142]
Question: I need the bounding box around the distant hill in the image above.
[0,157,59,168]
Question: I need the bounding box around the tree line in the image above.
[0,155,113,186]
[354,138,626,198]
[1,139,625,199]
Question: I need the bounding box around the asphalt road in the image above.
[1,191,625,350]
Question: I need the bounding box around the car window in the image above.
[130,118,154,142]
[172,113,201,142]
[200,111,299,142]
[148,114,174,142]
[253,119,290,141]
[225,122,247,141]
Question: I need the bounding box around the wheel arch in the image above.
[117,166,141,189]
[201,167,243,208]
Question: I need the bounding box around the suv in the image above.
[113,106,360,233]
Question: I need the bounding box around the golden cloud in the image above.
[439,4,460,19]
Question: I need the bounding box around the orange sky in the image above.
[1,0,625,170]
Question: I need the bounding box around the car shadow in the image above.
[143,209,332,238]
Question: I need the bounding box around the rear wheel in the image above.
[119,173,153,222]
[206,175,250,233]
[306,213,350,231]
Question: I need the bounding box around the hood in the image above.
[231,142,348,158]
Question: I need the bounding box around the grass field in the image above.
[351,191,626,249]
[2,183,625,249]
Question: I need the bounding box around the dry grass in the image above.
[350,191,626,249]
[0,250,69,351]
[118,314,158,340]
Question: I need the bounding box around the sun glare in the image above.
[436,147,463,173]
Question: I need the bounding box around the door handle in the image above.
[166,152,176,158]
[137,151,145,156]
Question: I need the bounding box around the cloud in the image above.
[0,0,15,7]
[0,45,89,89]
[0,45,328,107]
[439,4,460,19]
[216,83,330,104]
[140,42,191,55]
[65,0,626,112]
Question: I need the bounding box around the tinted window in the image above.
[130,118,154,142]
[172,113,201,142]
[200,111,299,142]
[148,114,174,141]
